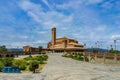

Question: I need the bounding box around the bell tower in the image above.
[52,27,56,48]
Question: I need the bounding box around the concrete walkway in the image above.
[41,53,120,80]
[0,53,120,80]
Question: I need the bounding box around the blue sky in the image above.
[0,0,120,50]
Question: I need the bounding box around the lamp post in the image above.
[114,40,116,50]
[110,45,113,50]
[107,47,109,53]
[97,41,100,53]
[114,40,117,63]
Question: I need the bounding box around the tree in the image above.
[109,50,120,54]
[38,46,43,54]
[0,45,7,53]
[92,48,98,53]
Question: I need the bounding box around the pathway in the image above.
[0,53,120,80]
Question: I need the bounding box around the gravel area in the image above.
[0,53,120,80]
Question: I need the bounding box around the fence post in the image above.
[89,53,91,62]
[95,53,97,60]
[103,54,106,64]
[114,54,117,63]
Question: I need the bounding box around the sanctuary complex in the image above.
[23,27,86,53]
[46,27,86,52]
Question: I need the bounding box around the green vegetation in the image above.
[38,46,43,54]
[92,48,98,53]
[23,54,48,73]
[0,55,48,73]
[1,57,14,66]
[29,60,39,73]
[0,45,7,53]
[0,61,4,72]
[0,58,14,72]
[13,59,27,70]
[109,50,120,54]
[62,53,89,62]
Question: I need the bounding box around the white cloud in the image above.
[7,40,48,48]
[56,0,103,10]
[86,0,103,4]
[18,0,73,29]
[111,35,120,40]
[56,0,83,10]
[19,0,42,11]
[36,31,47,34]
[95,25,106,31]
[42,0,53,10]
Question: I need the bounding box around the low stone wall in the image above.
[84,53,120,63]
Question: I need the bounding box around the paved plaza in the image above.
[0,53,120,80]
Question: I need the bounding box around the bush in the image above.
[67,54,73,58]
[24,57,33,61]
[62,53,73,58]
[109,50,120,54]
[2,58,14,66]
[29,64,33,71]
[36,55,48,64]
[0,61,4,72]
[29,60,39,71]
[20,64,27,70]
[85,57,89,62]
[13,59,27,70]
[62,53,89,62]
[42,55,48,61]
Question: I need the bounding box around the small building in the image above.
[23,46,39,53]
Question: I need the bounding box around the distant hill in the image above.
[7,48,108,52]
[7,48,23,52]
[86,48,108,53]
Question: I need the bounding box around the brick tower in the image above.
[52,27,56,48]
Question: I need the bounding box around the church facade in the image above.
[47,27,86,52]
